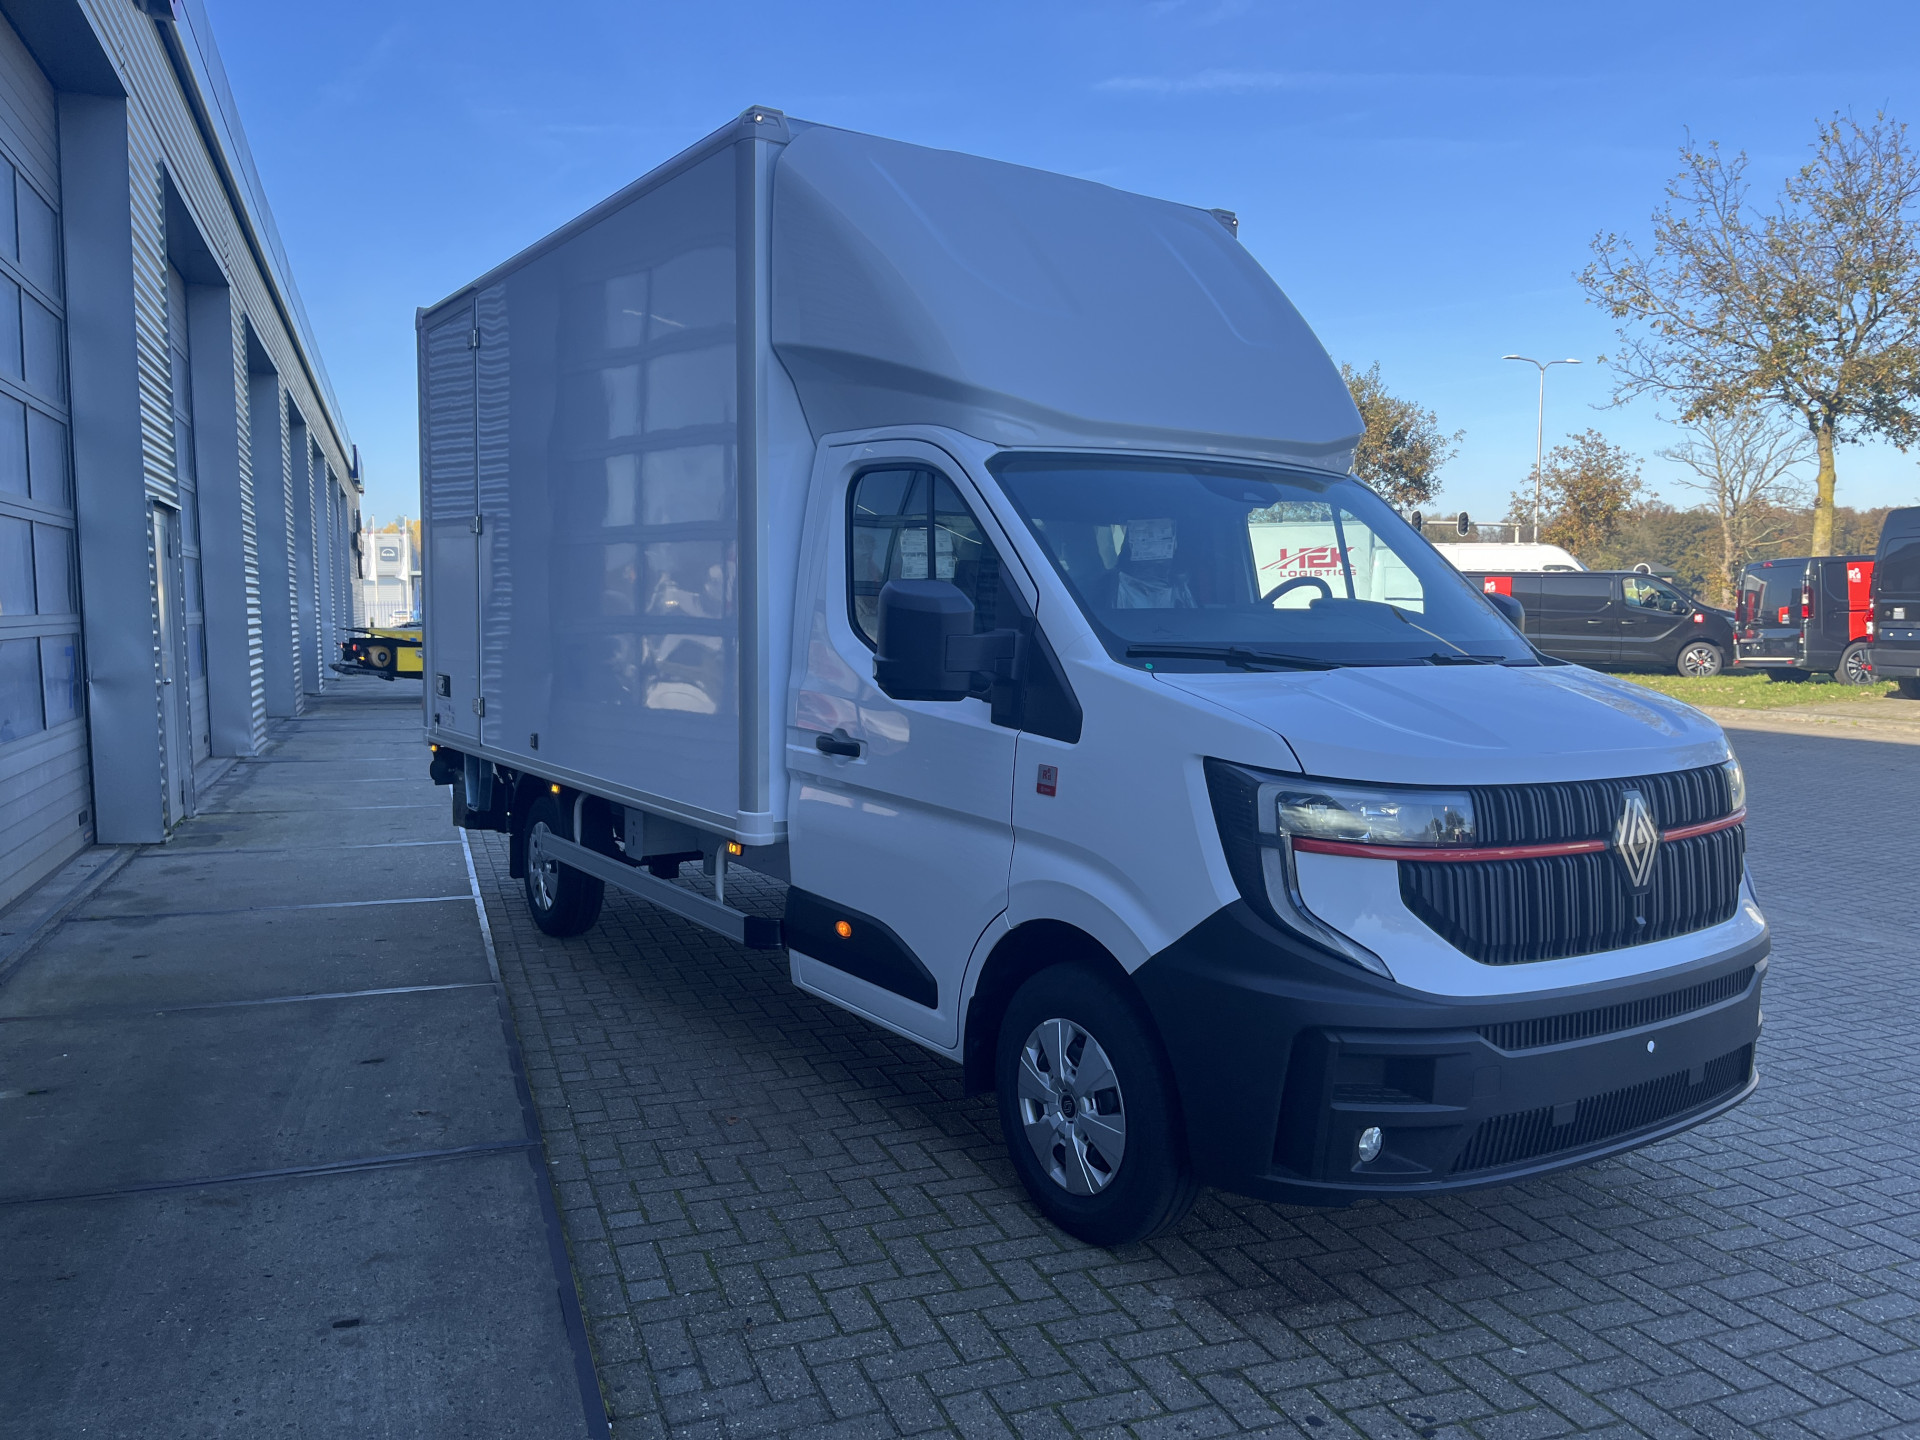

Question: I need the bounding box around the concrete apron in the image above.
[0,677,605,1438]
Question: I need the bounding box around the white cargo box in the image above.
[419,112,801,842]
[419,108,1357,843]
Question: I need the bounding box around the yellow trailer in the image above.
[334,624,423,681]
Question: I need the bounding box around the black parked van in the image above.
[1734,556,1875,683]
[1871,507,1920,698]
[1466,569,1736,675]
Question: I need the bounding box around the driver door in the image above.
[785,443,1030,1048]
[1616,575,1689,667]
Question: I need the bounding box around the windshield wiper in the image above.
[1125,644,1339,671]
[1421,652,1507,665]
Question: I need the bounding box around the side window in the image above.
[1540,575,1613,614]
[848,467,1018,647]
[1622,577,1686,613]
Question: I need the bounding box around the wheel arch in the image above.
[962,919,1163,1097]
[506,772,547,878]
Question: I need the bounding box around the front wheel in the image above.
[994,964,1197,1247]
[523,795,604,937]
[1676,641,1725,678]
[1835,643,1875,685]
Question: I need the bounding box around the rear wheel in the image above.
[523,795,604,937]
[994,963,1197,1247]
[1836,643,1875,685]
[1676,641,1725,678]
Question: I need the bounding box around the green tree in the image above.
[1580,113,1920,556]
[1509,429,1643,562]
[1341,362,1461,508]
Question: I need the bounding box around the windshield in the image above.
[988,454,1535,669]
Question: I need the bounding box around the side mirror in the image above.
[874,580,975,701]
[1486,590,1525,628]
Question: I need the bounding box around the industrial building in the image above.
[355,518,419,629]
[0,0,358,909]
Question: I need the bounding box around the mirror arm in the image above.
[945,628,1022,679]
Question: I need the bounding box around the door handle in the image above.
[814,729,863,758]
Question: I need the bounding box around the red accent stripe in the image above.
[1290,809,1746,862]
[1291,836,1608,862]
[1662,809,1746,842]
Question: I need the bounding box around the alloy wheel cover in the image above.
[1681,643,1720,676]
[1016,1017,1128,1195]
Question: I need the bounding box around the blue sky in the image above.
[202,0,1920,528]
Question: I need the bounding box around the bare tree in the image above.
[1341,362,1461,508]
[1507,429,1643,561]
[1579,113,1920,555]
[1659,409,1812,605]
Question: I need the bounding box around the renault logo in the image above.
[1614,789,1660,891]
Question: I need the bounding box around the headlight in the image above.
[1275,781,1474,848]
[1204,760,1394,979]
[1721,756,1746,813]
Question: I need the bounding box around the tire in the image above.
[1896,677,1920,701]
[523,794,604,937]
[994,963,1198,1247]
[1764,668,1810,683]
[367,643,395,670]
[1834,643,1875,685]
[1675,641,1725,678]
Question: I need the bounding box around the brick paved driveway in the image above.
[470,727,1920,1440]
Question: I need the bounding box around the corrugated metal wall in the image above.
[0,0,359,909]
[0,10,88,910]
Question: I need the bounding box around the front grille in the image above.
[1401,826,1745,965]
[1450,1044,1752,1174]
[1477,966,1757,1051]
[1471,764,1731,845]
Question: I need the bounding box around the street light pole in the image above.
[1502,354,1580,541]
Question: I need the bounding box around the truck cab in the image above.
[418,111,1766,1246]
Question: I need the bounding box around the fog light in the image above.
[1356,1127,1383,1163]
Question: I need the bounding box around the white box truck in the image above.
[420,109,1765,1245]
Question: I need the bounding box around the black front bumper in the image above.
[1132,904,1765,1206]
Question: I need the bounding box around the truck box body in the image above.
[421,111,1765,1244]
[420,110,1354,842]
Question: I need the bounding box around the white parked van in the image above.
[1434,542,1587,573]
[420,110,1765,1245]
